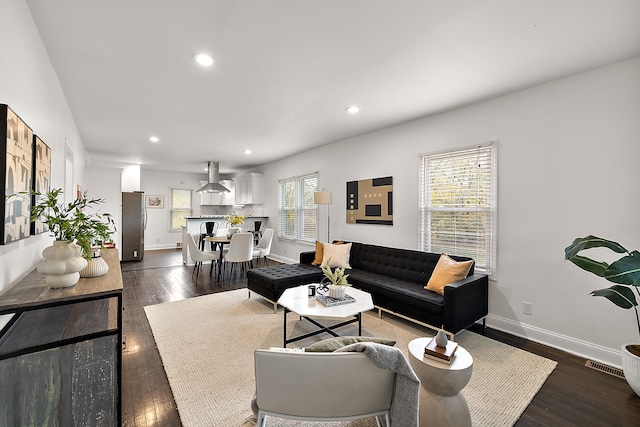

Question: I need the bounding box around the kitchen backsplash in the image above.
[200,204,264,217]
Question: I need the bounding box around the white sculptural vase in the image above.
[329,284,346,299]
[38,240,88,288]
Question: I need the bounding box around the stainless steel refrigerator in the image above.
[122,191,145,261]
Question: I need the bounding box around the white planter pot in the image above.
[622,344,640,396]
[80,254,109,278]
[37,240,88,288]
[329,285,346,299]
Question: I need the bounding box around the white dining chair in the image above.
[252,228,274,267]
[186,232,220,282]
[222,232,254,279]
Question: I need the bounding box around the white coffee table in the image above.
[408,337,473,427]
[277,284,374,347]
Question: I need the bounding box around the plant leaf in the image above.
[604,251,640,286]
[567,255,608,277]
[591,285,638,309]
[564,235,627,260]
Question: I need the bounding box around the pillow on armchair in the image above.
[305,336,396,352]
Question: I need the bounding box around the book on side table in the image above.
[424,337,458,365]
[316,294,356,307]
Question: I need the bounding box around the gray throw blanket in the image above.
[336,342,420,427]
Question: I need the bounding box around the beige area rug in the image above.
[144,289,557,427]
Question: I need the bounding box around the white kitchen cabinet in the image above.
[234,173,263,205]
[199,180,235,205]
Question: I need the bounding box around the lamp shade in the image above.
[314,190,332,205]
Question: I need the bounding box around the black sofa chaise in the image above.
[246,241,489,337]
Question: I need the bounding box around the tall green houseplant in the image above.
[565,235,640,337]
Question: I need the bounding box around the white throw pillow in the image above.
[321,242,352,268]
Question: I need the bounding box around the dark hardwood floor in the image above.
[121,249,640,426]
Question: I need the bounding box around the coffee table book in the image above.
[316,294,356,307]
[424,337,458,364]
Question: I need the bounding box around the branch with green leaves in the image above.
[321,258,351,286]
[565,235,640,338]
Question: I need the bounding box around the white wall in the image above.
[84,168,122,250]
[259,57,640,367]
[0,0,88,293]
[141,169,204,250]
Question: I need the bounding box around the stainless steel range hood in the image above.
[196,161,230,193]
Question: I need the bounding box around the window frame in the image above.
[169,188,193,232]
[418,143,497,275]
[278,173,318,242]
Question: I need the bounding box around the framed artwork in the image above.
[346,176,393,225]
[146,195,164,209]
[1,104,34,244]
[31,135,52,234]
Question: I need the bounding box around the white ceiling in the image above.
[26,0,640,175]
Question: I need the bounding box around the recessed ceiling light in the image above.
[149,136,159,143]
[346,105,360,114]
[244,149,252,155]
[193,53,214,67]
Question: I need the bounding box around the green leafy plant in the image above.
[30,188,116,259]
[564,235,640,338]
[321,258,351,287]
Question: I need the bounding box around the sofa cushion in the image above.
[348,269,444,314]
[321,242,352,268]
[311,241,324,265]
[305,336,396,352]
[352,244,440,283]
[248,264,323,291]
[425,254,474,295]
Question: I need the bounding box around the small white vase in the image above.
[329,285,346,299]
[228,227,239,237]
[80,256,109,278]
[38,240,88,288]
[622,344,640,396]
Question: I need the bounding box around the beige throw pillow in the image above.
[425,253,474,295]
[320,242,352,268]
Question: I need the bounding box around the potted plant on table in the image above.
[565,235,640,396]
[30,188,116,286]
[320,258,351,299]
[225,213,248,236]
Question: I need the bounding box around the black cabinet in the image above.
[0,249,123,426]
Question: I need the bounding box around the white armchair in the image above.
[253,349,396,426]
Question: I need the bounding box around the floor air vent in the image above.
[585,360,624,378]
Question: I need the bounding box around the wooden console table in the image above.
[0,248,123,426]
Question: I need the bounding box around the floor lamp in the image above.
[314,189,332,243]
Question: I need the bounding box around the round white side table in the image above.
[408,337,473,427]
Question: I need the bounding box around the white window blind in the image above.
[278,173,318,241]
[170,188,192,231]
[419,144,496,274]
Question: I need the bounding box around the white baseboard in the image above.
[487,314,623,368]
[266,254,298,264]
[144,244,181,251]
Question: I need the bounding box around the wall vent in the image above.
[585,360,624,378]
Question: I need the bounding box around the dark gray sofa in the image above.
[246,242,489,336]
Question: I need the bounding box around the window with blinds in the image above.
[419,143,496,275]
[170,188,192,231]
[278,173,318,241]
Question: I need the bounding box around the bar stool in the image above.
[199,221,218,251]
